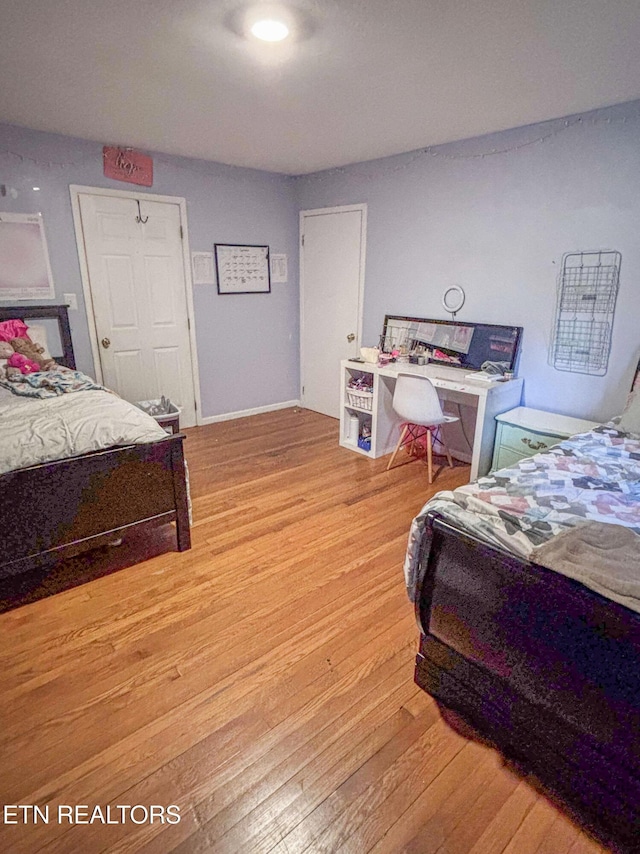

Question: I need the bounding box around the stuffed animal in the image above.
[0,341,14,359]
[7,352,40,375]
[10,337,56,371]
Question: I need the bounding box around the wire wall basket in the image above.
[550,250,621,376]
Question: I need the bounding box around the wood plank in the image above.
[368,741,501,854]
[302,715,467,854]
[465,780,538,854]
[533,814,580,854]
[0,409,612,854]
[275,706,443,854]
[501,797,565,854]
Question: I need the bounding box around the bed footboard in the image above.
[0,435,191,578]
[414,513,640,852]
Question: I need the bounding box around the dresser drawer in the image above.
[492,407,600,474]
[499,423,561,455]
[494,444,529,470]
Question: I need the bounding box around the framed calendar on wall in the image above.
[214,244,271,295]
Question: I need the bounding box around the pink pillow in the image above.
[0,319,29,342]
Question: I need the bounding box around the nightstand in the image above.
[492,406,600,471]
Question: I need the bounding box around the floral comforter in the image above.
[404,426,640,603]
[0,368,106,398]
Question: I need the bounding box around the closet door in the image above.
[300,205,367,418]
[77,192,197,427]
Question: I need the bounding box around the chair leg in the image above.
[442,431,454,468]
[411,425,429,459]
[426,428,433,483]
[387,424,409,470]
[409,425,416,458]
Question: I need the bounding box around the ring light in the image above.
[442,285,465,318]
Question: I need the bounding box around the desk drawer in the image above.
[499,423,561,456]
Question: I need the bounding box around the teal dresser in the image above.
[492,406,600,471]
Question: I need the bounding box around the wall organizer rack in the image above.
[550,250,622,376]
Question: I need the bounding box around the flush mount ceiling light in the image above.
[244,4,295,43]
[250,18,289,41]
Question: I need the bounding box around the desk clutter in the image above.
[346,374,373,409]
[376,314,522,374]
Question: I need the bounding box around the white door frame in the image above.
[70,184,203,425]
[299,203,367,408]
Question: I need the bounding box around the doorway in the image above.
[299,204,367,418]
[71,186,200,427]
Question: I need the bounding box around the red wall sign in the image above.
[103,147,153,187]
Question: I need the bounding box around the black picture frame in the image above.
[214,244,271,295]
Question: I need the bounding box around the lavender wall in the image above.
[0,123,299,419]
[294,101,640,422]
[2,101,639,424]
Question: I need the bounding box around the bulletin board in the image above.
[214,244,271,294]
[0,213,55,300]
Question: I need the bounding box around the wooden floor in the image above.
[0,407,611,854]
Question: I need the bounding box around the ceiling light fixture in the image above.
[250,18,289,41]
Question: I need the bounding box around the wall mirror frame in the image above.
[381,314,523,372]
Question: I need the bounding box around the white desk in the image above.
[340,359,524,480]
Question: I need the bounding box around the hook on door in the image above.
[135,199,148,224]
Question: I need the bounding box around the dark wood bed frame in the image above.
[0,305,190,579]
[415,512,640,853]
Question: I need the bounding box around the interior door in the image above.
[300,206,366,418]
[77,193,197,427]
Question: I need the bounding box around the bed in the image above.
[405,410,640,851]
[0,305,190,580]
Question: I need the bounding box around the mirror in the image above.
[381,314,522,372]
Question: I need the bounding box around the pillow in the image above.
[0,319,29,342]
[26,324,52,359]
[617,391,640,435]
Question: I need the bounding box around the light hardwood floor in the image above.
[0,407,610,853]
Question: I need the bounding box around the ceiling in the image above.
[1,0,640,175]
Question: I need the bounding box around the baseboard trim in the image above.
[199,399,301,426]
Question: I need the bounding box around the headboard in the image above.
[0,305,76,369]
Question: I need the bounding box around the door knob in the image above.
[101,337,111,349]
[347,333,355,343]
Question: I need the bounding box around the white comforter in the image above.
[0,386,168,475]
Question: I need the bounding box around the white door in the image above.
[300,205,366,418]
[77,193,197,427]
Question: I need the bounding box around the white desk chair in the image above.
[386,373,459,483]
